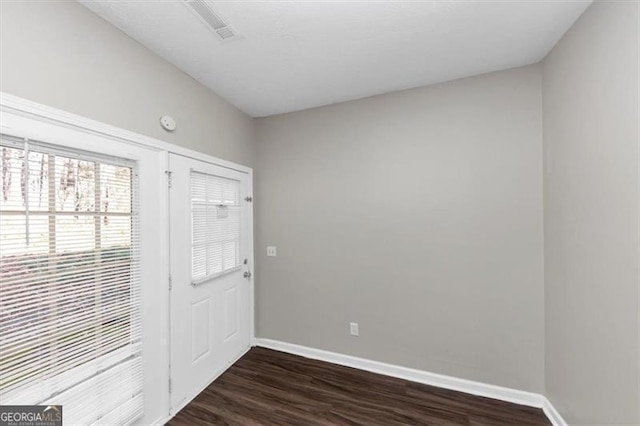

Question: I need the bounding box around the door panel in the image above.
[169,153,251,411]
[191,298,211,363]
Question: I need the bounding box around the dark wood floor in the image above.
[168,347,551,426]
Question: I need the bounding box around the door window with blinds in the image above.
[0,136,143,425]
[190,170,241,285]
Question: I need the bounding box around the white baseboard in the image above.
[254,338,567,426]
[542,397,569,426]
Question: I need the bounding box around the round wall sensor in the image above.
[160,115,176,132]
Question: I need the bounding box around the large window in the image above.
[0,135,142,425]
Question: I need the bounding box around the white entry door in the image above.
[169,153,252,411]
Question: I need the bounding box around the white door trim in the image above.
[0,92,255,424]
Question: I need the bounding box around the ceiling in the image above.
[80,0,592,118]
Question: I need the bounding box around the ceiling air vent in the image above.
[186,0,238,41]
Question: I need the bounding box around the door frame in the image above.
[166,152,254,416]
[0,92,255,425]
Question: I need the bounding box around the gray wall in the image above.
[255,65,545,392]
[543,1,640,424]
[0,1,255,167]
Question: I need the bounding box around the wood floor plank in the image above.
[168,347,551,426]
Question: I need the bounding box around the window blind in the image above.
[0,135,143,425]
[190,170,240,285]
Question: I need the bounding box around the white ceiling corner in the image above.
[79,0,592,117]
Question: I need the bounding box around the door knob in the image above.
[243,271,252,280]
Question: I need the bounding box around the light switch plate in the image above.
[350,322,359,336]
[266,246,277,257]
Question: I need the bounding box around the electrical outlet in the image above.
[266,246,277,257]
[350,322,359,337]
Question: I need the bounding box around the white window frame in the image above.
[0,137,143,422]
